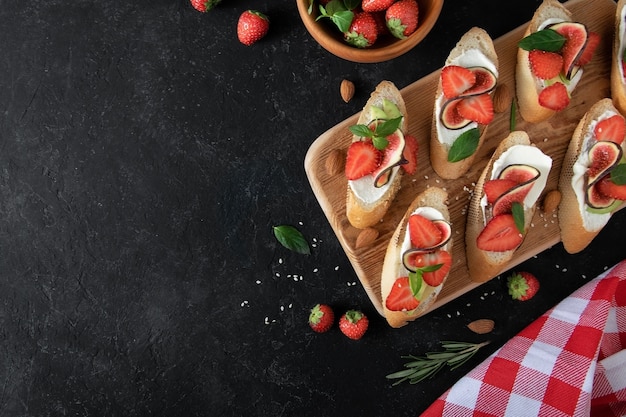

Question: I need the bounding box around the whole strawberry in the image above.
[190,0,221,13]
[308,304,334,333]
[386,0,419,39]
[361,0,395,13]
[237,10,270,46]
[507,271,540,301]
[339,310,369,340]
[345,11,378,48]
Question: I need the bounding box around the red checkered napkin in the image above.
[421,259,626,417]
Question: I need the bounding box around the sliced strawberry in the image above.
[401,134,418,174]
[529,50,563,80]
[594,114,626,145]
[476,214,524,252]
[483,179,518,204]
[596,174,626,200]
[408,250,452,287]
[576,31,600,67]
[345,141,382,180]
[441,65,476,99]
[385,276,419,312]
[409,214,442,248]
[538,82,570,111]
[457,94,494,125]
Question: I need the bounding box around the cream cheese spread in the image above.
[571,110,621,231]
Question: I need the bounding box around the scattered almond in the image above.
[492,84,512,113]
[467,319,495,334]
[325,149,344,176]
[340,79,355,103]
[355,227,379,248]
[542,189,561,213]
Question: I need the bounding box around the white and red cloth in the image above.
[421,259,626,417]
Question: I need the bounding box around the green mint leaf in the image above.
[349,124,374,138]
[447,128,479,162]
[331,10,353,32]
[511,202,525,234]
[611,163,626,185]
[518,29,565,52]
[273,225,311,255]
[307,0,314,14]
[375,117,402,137]
[408,270,423,297]
[372,135,388,150]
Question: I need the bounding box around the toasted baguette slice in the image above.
[516,0,575,123]
[346,81,408,229]
[612,0,626,115]
[430,27,499,180]
[466,131,552,283]
[381,187,451,328]
[558,98,626,254]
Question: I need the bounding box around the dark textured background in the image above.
[0,0,624,416]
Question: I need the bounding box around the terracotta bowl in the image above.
[296,0,444,63]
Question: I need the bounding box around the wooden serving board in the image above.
[304,0,617,317]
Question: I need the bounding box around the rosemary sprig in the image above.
[386,340,491,386]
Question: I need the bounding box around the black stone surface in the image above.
[0,0,624,416]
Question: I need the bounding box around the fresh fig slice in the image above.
[463,67,497,96]
[586,181,616,210]
[492,181,534,216]
[498,164,540,183]
[550,21,588,78]
[373,129,406,188]
[586,141,623,185]
[401,219,451,272]
[440,97,472,130]
[491,164,540,216]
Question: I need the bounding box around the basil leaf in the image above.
[447,128,479,162]
[518,29,565,52]
[408,270,422,297]
[273,225,311,255]
[511,202,525,234]
[611,163,626,185]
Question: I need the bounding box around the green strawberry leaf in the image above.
[344,0,360,10]
[273,225,311,255]
[518,29,565,52]
[611,163,626,185]
[447,128,479,162]
[511,202,525,234]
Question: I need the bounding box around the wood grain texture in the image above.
[304,0,617,317]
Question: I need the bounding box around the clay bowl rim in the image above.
[296,0,445,63]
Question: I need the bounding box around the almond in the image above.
[355,227,379,249]
[467,319,495,335]
[492,84,512,114]
[340,79,355,103]
[325,149,344,176]
[542,189,561,213]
